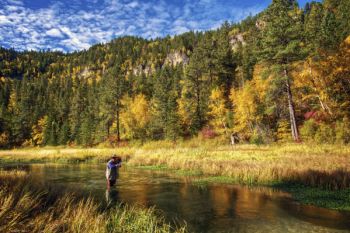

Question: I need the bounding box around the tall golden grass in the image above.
[128,142,350,190]
[0,170,187,233]
[0,147,134,163]
[1,141,350,190]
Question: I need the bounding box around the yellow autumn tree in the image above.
[321,36,350,118]
[292,36,350,118]
[121,94,151,139]
[230,83,259,133]
[208,88,229,135]
[230,64,271,135]
[31,116,47,146]
[0,132,9,148]
[292,58,334,115]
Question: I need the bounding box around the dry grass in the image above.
[128,142,350,190]
[1,141,350,190]
[0,170,187,233]
[0,147,135,163]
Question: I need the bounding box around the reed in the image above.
[0,170,186,233]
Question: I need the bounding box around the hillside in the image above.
[0,0,349,148]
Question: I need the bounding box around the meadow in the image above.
[1,141,350,188]
[1,140,350,210]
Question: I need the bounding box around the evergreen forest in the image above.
[1,0,350,148]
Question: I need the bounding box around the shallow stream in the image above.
[5,164,350,233]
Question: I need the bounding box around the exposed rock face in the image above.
[164,51,189,67]
[80,67,92,78]
[129,51,189,77]
[229,33,246,51]
[132,64,153,76]
[255,19,266,30]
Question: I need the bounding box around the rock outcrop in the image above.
[164,51,189,67]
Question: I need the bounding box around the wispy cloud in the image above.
[0,0,265,52]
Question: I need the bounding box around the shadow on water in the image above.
[2,163,350,233]
[280,200,350,230]
[106,188,120,208]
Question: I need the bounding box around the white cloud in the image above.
[5,0,23,6]
[0,15,12,25]
[46,28,64,38]
[0,0,265,52]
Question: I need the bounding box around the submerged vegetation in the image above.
[274,184,350,211]
[0,170,187,233]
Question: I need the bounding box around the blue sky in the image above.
[0,0,317,52]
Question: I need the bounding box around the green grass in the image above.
[192,176,239,185]
[275,183,350,211]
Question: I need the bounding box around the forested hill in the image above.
[0,0,350,148]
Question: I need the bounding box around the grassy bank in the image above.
[128,142,350,189]
[1,142,350,189]
[0,147,135,163]
[1,141,350,210]
[0,170,186,233]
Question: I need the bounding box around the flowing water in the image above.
[5,164,350,233]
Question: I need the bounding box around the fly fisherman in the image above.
[106,155,122,189]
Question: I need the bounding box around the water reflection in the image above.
[4,164,350,233]
[106,188,119,207]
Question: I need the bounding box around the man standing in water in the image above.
[106,155,122,189]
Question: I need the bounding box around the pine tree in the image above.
[214,21,236,103]
[304,2,324,54]
[99,65,126,142]
[181,41,211,134]
[337,0,350,40]
[321,8,341,51]
[258,0,305,141]
[152,67,181,140]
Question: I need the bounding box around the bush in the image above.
[335,117,350,144]
[300,119,318,142]
[250,131,265,145]
[276,120,292,143]
[200,127,217,139]
[315,123,335,144]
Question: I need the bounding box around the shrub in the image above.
[200,127,217,139]
[250,131,265,145]
[300,119,318,142]
[314,123,335,144]
[276,120,292,143]
[335,117,350,144]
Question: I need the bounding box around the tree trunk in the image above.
[116,99,120,142]
[231,133,236,146]
[284,68,300,142]
[107,121,110,139]
[196,73,201,125]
